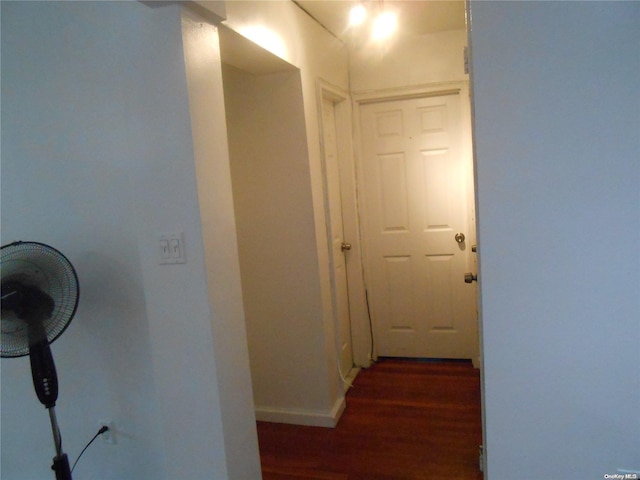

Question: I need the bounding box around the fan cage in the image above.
[1,241,79,357]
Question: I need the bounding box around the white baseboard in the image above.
[473,355,482,369]
[255,396,346,428]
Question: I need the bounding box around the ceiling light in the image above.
[371,11,397,40]
[349,4,367,27]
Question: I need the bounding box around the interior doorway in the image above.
[218,0,479,426]
[215,0,483,474]
[315,80,480,372]
[219,26,335,425]
[317,79,372,374]
[218,9,482,476]
[319,91,356,380]
[354,86,479,366]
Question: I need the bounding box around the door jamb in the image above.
[316,78,372,369]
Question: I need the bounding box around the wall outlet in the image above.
[99,419,117,445]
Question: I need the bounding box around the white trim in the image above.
[316,78,372,369]
[343,366,361,389]
[255,396,346,428]
[352,80,468,105]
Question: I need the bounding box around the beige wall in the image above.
[217,0,350,425]
[350,29,468,93]
[223,64,341,423]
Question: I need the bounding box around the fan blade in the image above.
[1,281,54,324]
[1,281,22,309]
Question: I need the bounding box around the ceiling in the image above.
[295,0,466,40]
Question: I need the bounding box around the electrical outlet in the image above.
[99,419,117,445]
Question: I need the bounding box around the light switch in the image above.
[159,239,171,259]
[158,233,186,265]
[169,238,181,259]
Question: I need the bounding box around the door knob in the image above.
[341,242,352,252]
[455,232,466,244]
[464,272,478,283]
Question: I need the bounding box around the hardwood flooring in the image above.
[258,358,483,480]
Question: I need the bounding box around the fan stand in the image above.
[30,337,73,480]
[49,407,72,480]
[1,241,80,480]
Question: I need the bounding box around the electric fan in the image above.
[1,241,80,480]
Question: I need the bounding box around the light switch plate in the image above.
[158,233,186,264]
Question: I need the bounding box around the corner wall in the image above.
[218,0,351,423]
[181,11,262,478]
[1,2,257,478]
[222,63,342,425]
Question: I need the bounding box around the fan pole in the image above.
[48,407,72,480]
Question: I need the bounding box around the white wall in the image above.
[469,1,640,478]
[1,2,258,479]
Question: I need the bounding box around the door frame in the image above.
[352,80,478,365]
[316,78,372,369]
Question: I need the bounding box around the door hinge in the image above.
[464,46,470,75]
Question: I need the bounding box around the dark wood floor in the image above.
[258,358,483,480]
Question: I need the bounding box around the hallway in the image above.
[258,358,482,480]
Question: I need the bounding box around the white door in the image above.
[321,96,354,377]
[359,93,477,360]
